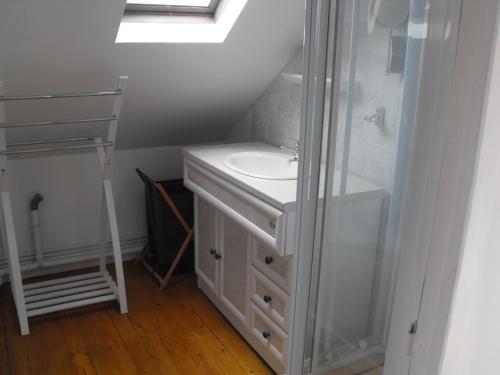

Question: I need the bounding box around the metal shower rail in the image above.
[0,77,129,335]
[8,136,103,147]
[1,142,113,156]
[0,116,117,129]
[0,89,123,101]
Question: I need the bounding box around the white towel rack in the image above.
[0,77,129,335]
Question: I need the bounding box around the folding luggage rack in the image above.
[0,77,129,335]
[136,169,194,290]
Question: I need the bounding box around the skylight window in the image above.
[116,0,247,43]
[125,0,220,16]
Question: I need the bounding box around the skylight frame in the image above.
[116,0,248,43]
[125,0,221,17]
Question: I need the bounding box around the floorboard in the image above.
[175,278,273,375]
[58,312,98,375]
[0,262,387,375]
[1,261,275,375]
[1,286,32,375]
[126,266,238,375]
[106,308,163,375]
[26,313,74,375]
[0,290,10,375]
[76,307,141,375]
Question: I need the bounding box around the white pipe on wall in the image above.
[31,209,43,265]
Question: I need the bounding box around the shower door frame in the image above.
[287,0,499,374]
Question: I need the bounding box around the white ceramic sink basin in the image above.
[224,151,298,180]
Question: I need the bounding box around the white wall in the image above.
[439,7,500,374]
[0,145,183,273]
[0,0,305,149]
[0,0,306,280]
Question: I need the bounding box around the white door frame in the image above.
[287,0,334,372]
[401,1,500,374]
[287,0,500,374]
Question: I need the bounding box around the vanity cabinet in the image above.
[184,143,387,375]
[194,194,291,374]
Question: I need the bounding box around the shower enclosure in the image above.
[289,0,467,374]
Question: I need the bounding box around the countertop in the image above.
[182,142,385,213]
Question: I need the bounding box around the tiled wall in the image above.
[228,4,406,191]
[336,2,405,190]
[226,49,303,151]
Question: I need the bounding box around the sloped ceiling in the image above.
[0,0,305,149]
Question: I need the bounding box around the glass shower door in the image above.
[294,0,432,374]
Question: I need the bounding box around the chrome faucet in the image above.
[280,138,299,161]
[364,107,386,128]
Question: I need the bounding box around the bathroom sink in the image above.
[223,151,298,180]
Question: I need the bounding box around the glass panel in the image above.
[303,0,428,373]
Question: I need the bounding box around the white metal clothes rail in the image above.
[0,77,129,335]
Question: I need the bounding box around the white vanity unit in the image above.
[182,142,387,374]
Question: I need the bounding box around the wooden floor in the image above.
[0,262,274,375]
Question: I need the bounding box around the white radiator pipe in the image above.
[0,193,142,283]
[30,193,46,268]
[0,193,70,278]
[31,210,43,264]
[0,245,134,278]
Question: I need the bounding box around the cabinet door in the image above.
[219,214,250,322]
[194,196,218,294]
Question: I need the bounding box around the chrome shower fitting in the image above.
[364,107,386,128]
[280,137,300,161]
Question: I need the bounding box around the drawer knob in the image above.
[214,253,222,260]
[268,220,276,229]
[263,295,272,303]
[210,249,216,256]
[264,256,274,265]
[262,331,271,340]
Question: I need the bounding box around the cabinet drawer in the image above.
[250,303,288,366]
[250,267,290,332]
[184,158,293,256]
[252,239,293,293]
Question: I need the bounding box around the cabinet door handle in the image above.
[263,295,272,303]
[210,249,216,256]
[262,331,271,340]
[264,256,274,265]
[214,253,222,260]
